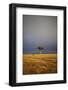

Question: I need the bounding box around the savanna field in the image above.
[23,54,57,75]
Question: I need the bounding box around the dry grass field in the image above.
[23,54,57,75]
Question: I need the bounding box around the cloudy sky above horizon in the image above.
[23,15,57,54]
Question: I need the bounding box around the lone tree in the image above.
[37,46,45,54]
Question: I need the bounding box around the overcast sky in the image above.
[23,15,57,54]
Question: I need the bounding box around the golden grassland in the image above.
[23,54,57,75]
